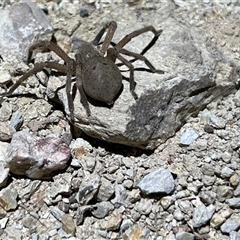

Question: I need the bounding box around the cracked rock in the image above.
[60,16,237,149]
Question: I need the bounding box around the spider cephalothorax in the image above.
[0,21,164,120]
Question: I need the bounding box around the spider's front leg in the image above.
[106,25,165,101]
[0,61,68,105]
[75,53,91,117]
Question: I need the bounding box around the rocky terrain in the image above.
[0,0,240,239]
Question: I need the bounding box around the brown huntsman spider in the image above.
[0,21,164,120]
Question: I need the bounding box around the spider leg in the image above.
[140,29,163,55]
[91,21,117,54]
[92,27,106,46]
[0,62,68,104]
[75,53,91,117]
[107,49,137,100]
[115,25,161,50]
[119,48,164,74]
[28,41,73,63]
[29,41,78,120]
[66,59,75,121]
[115,28,163,67]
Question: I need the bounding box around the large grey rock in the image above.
[58,15,237,149]
[0,1,53,63]
[7,131,71,179]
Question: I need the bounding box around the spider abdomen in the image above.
[82,56,122,104]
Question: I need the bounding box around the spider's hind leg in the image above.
[0,61,68,105]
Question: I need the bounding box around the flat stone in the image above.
[0,67,11,85]
[138,168,175,195]
[192,204,215,228]
[176,232,195,240]
[62,214,76,235]
[0,184,18,211]
[50,206,65,222]
[230,231,240,240]
[216,186,233,202]
[92,201,114,219]
[0,102,12,122]
[220,218,240,234]
[0,121,15,141]
[178,200,192,215]
[49,173,72,199]
[0,217,8,228]
[220,166,234,178]
[18,180,41,201]
[179,129,199,146]
[111,183,127,207]
[225,198,240,208]
[210,115,226,129]
[7,131,71,179]
[100,208,123,231]
[96,177,115,201]
[76,175,100,205]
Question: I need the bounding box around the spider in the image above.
[0,21,164,120]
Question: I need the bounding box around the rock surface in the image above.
[60,9,238,149]
[7,131,71,179]
[138,167,175,195]
[0,142,9,188]
[0,1,53,63]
